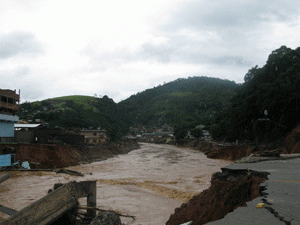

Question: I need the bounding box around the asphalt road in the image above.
[207,156,300,225]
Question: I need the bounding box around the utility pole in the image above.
[264,110,268,142]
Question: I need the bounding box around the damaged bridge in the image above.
[0,176,96,225]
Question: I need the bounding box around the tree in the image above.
[190,128,203,139]
[244,65,259,83]
[212,45,300,142]
[173,127,188,141]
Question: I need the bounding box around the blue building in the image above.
[0,89,20,143]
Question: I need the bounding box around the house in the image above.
[14,125,85,146]
[0,89,20,143]
[14,124,41,143]
[202,130,211,139]
[141,131,174,143]
[14,123,41,131]
[78,129,107,144]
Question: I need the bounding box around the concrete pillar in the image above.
[87,180,97,218]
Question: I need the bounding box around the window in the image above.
[1,96,7,103]
[8,98,14,104]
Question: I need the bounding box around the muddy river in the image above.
[0,143,231,224]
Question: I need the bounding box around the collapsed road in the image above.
[168,155,300,225]
[206,157,300,225]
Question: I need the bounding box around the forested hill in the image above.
[211,46,300,143]
[17,77,238,140]
[118,77,238,128]
[18,95,129,141]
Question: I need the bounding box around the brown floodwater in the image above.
[0,143,231,224]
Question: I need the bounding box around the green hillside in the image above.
[118,76,238,129]
[18,77,238,140]
[50,95,98,108]
[18,95,127,141]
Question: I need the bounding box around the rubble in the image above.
[55,168,84,177]
[89,211,122,225]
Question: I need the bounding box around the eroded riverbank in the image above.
[0,143,231,224]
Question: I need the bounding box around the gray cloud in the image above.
[0,66,46,102]
[73,0,300,103]
[140,0,300,70]
[168,0,300,31]
[0,31,43,59]
[140,40,175,63]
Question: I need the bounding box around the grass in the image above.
[49,95,98,109]
[51,95,97,103]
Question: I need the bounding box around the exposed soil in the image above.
[78,140,140,162]
[0,144,81,169]
[179,136,300,161]
[0,140,140,169]
[285,123,300,153]
[166,168,268,225]
[178,123,300,161]
[178,140,260,161]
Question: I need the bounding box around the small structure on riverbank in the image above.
[70,128,107,145]
[140,132,174,143]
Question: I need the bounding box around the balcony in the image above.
[0,102,20,111]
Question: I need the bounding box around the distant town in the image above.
[0,88,211,147]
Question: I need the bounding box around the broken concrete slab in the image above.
[0,174,10,184]
[208,158,300,225]
[56,168,85,177]
[235,153,300,163]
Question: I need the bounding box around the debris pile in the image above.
[89,211,122,225]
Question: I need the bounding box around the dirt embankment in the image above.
[178,140,263,161]
[194,141,255,160]
[0,140,140,169]
[77,140,140,163]
[166,168,268,225]
[184,123,300,160]
[178,138,299,161]
[1,144,81,169]
[285,123,300,154]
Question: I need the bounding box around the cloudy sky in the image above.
[1,0,300,103]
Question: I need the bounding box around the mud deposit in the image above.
[0,143,230,224]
